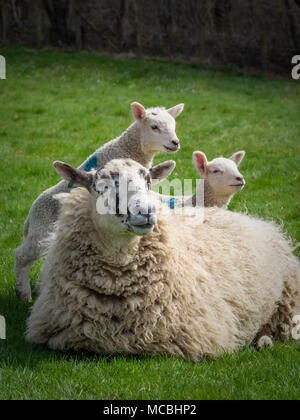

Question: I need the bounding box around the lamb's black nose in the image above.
[236,176,244,182]
[172,140,179,147]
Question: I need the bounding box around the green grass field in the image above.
[0,48,300,400]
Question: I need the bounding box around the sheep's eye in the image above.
[151,125,159,130]
[213,169,222,174]
[96,185,108,195]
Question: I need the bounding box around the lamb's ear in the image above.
[167,103,184,119]
[131,102,146,121]
[230,151,246,167]
[193,151,208,176]
[150,160,176,185]
[53,161,94,190]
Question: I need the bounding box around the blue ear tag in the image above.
[158,196,178,209]
[168,197,177,210]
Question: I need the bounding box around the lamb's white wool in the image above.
[157,151,246,210]
[26,159,300,361]
[15,102,184,302]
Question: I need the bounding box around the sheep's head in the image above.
[193,151,246,197]
[131,102,184,155]
[54,158,176,237]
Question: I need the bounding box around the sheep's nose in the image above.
[132,198,156,217]
[142,211,157,226]
[236,176,244,183]
[172,140,179,147]
[138,202,156,218]
[128,199,157,226]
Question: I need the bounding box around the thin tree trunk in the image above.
[68,0,82,51]
[1,0,9,45]
[133,0,142,57]
[34,0,44,48]
[284,0,299,50]
[261,31,271,72]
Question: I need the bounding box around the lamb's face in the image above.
[54,158,176,238]
[206,158,246,196]
[131,102,184,155]
[193,151,246,197]
[91,159,175,237]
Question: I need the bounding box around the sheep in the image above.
[15,101,184,302]
[26,158,300,361]
[156,151,246,210]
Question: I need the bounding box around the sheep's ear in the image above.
[53,161,94,190]
[193,151,208,176]
[131,102,146,121]
[167,103,184,119]
[230,151,246,166]
[150,160,176,185]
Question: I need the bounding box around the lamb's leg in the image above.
[15,234,43,302]
[15,186,63,302]
[255,282,296,350]
[256,334,274,350]
[255,322,274,350]
[257,336,274,349]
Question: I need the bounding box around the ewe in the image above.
[158,151,246,209]
[15,102,184,302]
[26,159,300,360]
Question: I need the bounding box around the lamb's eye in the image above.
[213,169,222,174]
[151,125,159,130]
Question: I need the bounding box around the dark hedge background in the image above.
[1,0,300,76]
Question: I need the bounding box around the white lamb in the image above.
[157,150,246,210]
[26,158,300,360]
[15,101,184,302]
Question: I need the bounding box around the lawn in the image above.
[0,48,299,400]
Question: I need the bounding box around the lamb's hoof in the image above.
[16,289,32,303]
[256,335,273,350]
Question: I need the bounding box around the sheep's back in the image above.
[166,208,300,346]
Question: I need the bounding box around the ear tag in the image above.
[158,196,178,210]
[168,197,178,210]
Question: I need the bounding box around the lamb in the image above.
[157,151,246,210]
[26,158,300,360]
[15,101,184,302]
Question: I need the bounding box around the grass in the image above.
[0,48,300,400]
